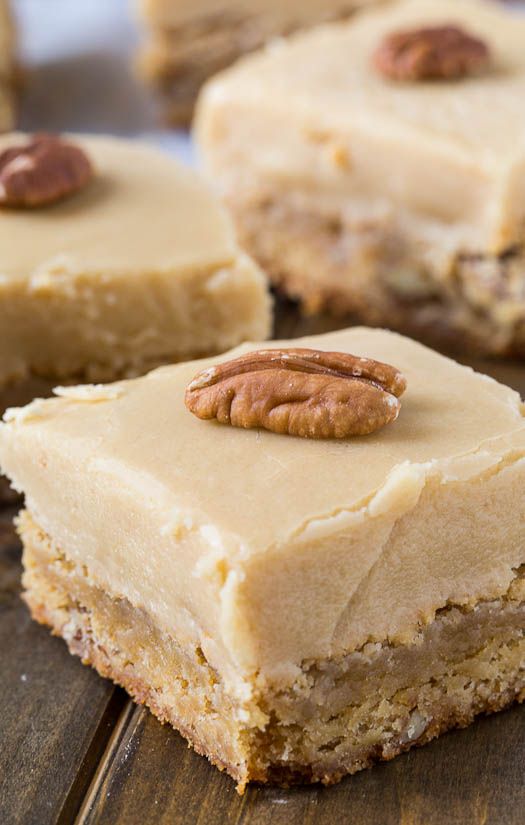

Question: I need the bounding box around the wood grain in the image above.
[77,701,525,825]
[1,307,524,824]
[0,507,126,825]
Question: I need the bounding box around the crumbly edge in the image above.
[19,509,254,788]
[223,186,525,358]
[136,6,359,126]
[251,583,525,784]
[18,509,525,789]
[0,347,217,396]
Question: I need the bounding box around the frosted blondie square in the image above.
[1,327,524,788]
[0,133,270,391]
[197,0,525,357]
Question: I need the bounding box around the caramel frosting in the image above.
[0,133,246,278]
[1,328,525,691]
[196,0,525,257]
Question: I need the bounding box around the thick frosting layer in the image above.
[0,133,242,279]
[197,0,525,255]
[1,328,525,689]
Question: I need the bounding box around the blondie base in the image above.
[225,187,525,357]
[20,509,525,790]
[137,1,374,125]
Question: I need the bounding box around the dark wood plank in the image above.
[0,506,127,825]
[78,698,524,825]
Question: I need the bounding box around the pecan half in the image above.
[0,134,93,208]
[185,348,407,439]
[373,25,490,82]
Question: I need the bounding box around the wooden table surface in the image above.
[1,307,525,825]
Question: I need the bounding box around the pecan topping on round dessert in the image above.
[373,25,491,82]
[0,134,93,208]
[185,348,407,439]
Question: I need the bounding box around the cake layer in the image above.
[136,0,376,124]
[223,186,525,357]
[197,0,525,257]
[0,251,268,386]
[1,327,525,692]
[20,510,249,783]
[0,134,271,387]
[20,509,525,788]
[0,1,15,131]
[0,86,14,133]
[138,0,375,29]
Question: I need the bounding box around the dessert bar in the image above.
[196,0,525,357]
[1,327,523,788]
[0,133,270,392]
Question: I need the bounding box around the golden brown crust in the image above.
[137,6,359,126]
[24,591,525,788]
[19,509,525,790]
[24,594,248,787]
[224,188,525,358]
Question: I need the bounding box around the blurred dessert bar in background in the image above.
[0,1,16,131]
[0,132,270,411]
[135,0,382,125]
[196,0,525,358]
